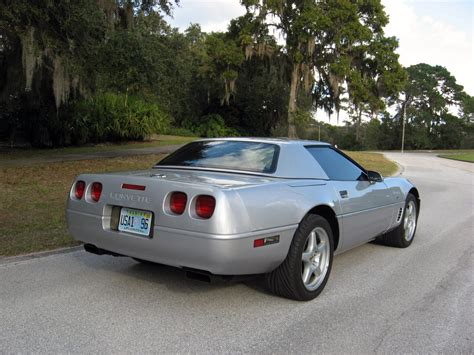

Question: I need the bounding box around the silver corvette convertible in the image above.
[67,138,420,300]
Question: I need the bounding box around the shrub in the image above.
[185,114,239,138]
[69,93,172,144]
[163,126,197,137]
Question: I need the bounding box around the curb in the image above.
[0,245,83,265]
[380,152,404,176]
[392,161,404,176]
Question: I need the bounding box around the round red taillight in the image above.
[170,192,187,215]
[91,182,102,202]
[195,195,216,219]
[74,181,85,200]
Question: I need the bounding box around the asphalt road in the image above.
[1,153,472,353]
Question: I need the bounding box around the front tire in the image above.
[376,193,419,248]
[265,214,334,301]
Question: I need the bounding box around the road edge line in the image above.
[0,245,83,265]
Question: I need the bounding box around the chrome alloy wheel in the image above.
[404,200,417,242]
[301,227,330,291]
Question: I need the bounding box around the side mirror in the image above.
[367,170,383,183]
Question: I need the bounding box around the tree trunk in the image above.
[287,63,300,138]
[355,107,362,142]
[125,1,134,30]
[401,99,407,153]
[400,94,412,151]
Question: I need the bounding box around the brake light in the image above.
[122,183,146,191]
[170,192,187,215]
[91,182,102,202]
[74,181,85,199]
[195,195,216,219]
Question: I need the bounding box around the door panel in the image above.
[304,146,396,253]
[331,180,395,252]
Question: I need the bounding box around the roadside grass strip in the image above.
[438,152,474,163]
[345,151,398,176]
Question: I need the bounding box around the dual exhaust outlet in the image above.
[83,244,211,282]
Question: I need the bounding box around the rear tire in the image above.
[265,214,334,301]
[376,193,419,248]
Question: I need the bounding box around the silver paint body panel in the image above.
[66,138,418,275]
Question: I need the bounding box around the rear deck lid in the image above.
[107,169,278,188]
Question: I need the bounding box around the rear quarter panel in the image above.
[233,181,342,232]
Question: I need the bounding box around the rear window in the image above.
[156,141,280,174]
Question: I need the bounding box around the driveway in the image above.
[0,152,472,353]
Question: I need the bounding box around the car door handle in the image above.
[339,190,348,199]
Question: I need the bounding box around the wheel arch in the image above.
[408,187,421,216]
[305,205,340,251]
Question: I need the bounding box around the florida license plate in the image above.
[118,208,152,237]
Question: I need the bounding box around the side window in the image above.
[306,147,365,181]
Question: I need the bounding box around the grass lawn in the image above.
[0,150,397,257]
[438,152,474,163]
[0,154,166,257]
[345,151,398,176]
[0,135,196,161]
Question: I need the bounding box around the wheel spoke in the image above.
[317,240,326,253]
[302,251,312,263]
[313,266,322,277]
[307,231,316,253]
[302,264,312,284]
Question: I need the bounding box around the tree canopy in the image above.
[0,0,472,149]
[238,0,406,138]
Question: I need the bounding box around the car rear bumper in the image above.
[66,209,296,275]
